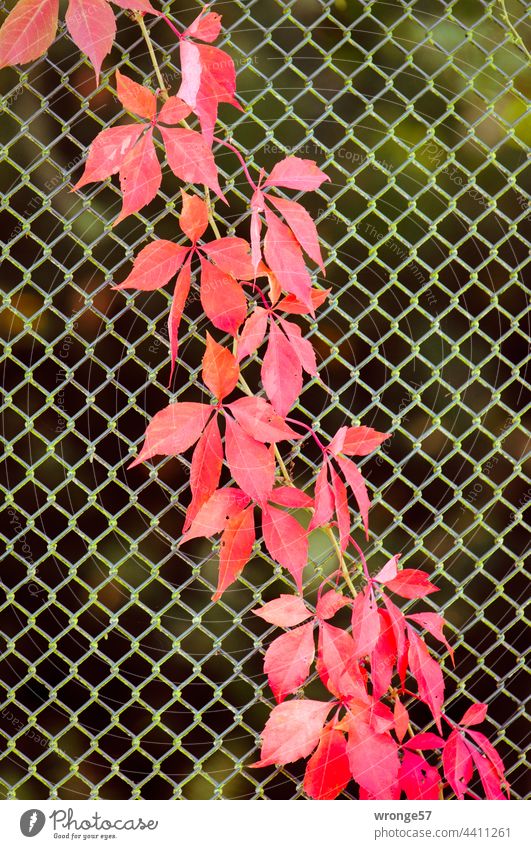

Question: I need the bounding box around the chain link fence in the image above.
[1,0,529,799]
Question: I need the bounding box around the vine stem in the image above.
[498,0,530,60]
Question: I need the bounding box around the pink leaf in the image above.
[200,257,246,336]
[116,69,156,119]
[168,257,192,384]
[267,195,324,270]
[183,415,223,533]
[315,590,350,621]
[129,401,212,467]
[183,9,222,42]
[407,627,444,732]
[393,697,409,744]
[459,703,488,727]
[268,486,313,509]
[399,751,441,800]
[159,125,225,200]
[264,622,315,702]
[251,699,332,767]
[72,124,143,189]
[381,593,407,686]
[261,320,302,417]
[351,589,380,658]
[317,622,362,699]
[276,287,330,315]
[213,505,255,600]
[156,94,192,125]
[385,569,439,599]
[467,730,506,781]
[0,0,59,69]
[442,730,473,799]
[224,416,275,504]
[371,609,396,700]
[304,723,351,800]
[341,425,391,456]
[327,426,347,456]
[114,240,189,291]
[330,464,350,551]
[336,455,371,540]
[66,0,115,85]
[407,612,454,664]
[403,732,446,750]
[470,747,509,800]
[264,157,330,191]
[278,318,317,375]
[264,208,313,310]
[202,333,239,401]
[262,504,308,592]
[308,461,335,531]
[180,488,250,544]
[373,554,400,584]
[179,190,209,242]
[253,595,312,628]
[227,397,299,443]
[346,723,400,800]
[201,237,255,279]
[237,307,268,362]
[115,127,161,224]
[178,40,239,146]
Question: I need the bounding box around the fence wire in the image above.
[0,0,529,799]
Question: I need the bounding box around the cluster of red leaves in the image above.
[0,2,511,801]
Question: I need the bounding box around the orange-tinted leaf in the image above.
[264,156,330,191]
[129,401,212,467]
[279,318,317,375]
[224,416,275,504]
[336,455,371,540]
[253,595,312,628]
[264,622,315,702]
[180,487,250,544]
[237,307,268,361]
[72,124,143,189]
[114,240,189,291]
[159,125,225,200]
[264,208,313,311]
[308,461,335,532]
[115,127,161,224]
[66,0,115,84]
[0,0,59,69]
[201,237,254,278]
[340,425,391,456]
[268,194,324,270]
[262,504,308,591]
[251,699,332,767]
[304,723,351,800]
[183,416,223,533]
[267,486,313,509]
[168,256,192,384]
[157,94,192,125]
[213,504,255,600]
[180,190,209,242]
[385,569,439,599]
[393,697,409,743]
[315,590,350,621]
[261,320,302,417]
[227,396,299,443]
[276,287,330,315]
[116,69,156,119]
[200,257,246,335]
[202,333,239,400]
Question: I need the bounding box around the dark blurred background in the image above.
[0,0,529,799]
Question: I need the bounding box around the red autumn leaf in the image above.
[114,240,189,291]
[253,595,312,628]
[351,590,380,658]
[261,320,302,417]
[263,156,330,192]
[267,486,313,509]
[399,751,441,800]
[264,208,313,310]
[407,612,454,664]
[66,0,115,85]
[201,237,255,279]
[393,697,409,743]
[276,287,330,315]
[178,39,239,146]
[373,554,400,584]
[180,487,250,544]
[371,609,396,699]
[470,747,509,800]
[0,0,59,69]
[381,593,408,686]
[226,397,299,443]
[199,257,247,336]
[346,723,400,800]
[224,416,275,504]
[385,569,439,599]
[308,461,335,532]
[303,723,351,800]
[442,729,473,799]
[156,94,192,125]
[182,9,222,42]
[167,256,192,384]
[201,333,239,400]
[467,730,507,782]
[330,464,350,551]
[116,68,157,120]
[129,401,212,468]
[115,127,162,224]
[407,627,444,731]
[72,124,144,189]
[159,125,225,201]
[267,195,324,271]
[180,190,209,242]
[237,307,269,361]
[339,425,391,457]
[403,732,446,750]
[213,504,255,600]
[317,622,359,699]
[278,318,317,375]
[315,589,350,621]
[251,699,332,767]
[459,703,488,727]
[183,415,223,533]
[336,455,371,540]
[261,504,308,592]
[264,622,315,702]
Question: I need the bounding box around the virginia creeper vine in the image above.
[0,1,511,800]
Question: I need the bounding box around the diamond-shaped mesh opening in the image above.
[1,0,529,799]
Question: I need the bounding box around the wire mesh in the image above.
[0,0,529,799]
